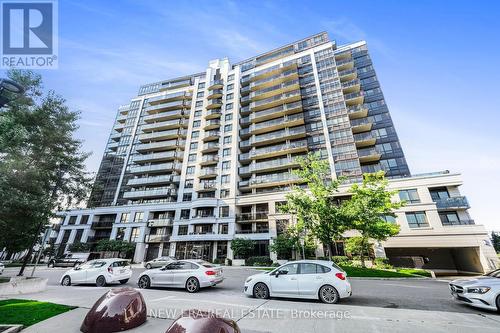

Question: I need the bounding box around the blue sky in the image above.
[4,0,500,230]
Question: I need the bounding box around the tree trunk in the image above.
[326,243,333,259]
[18,220,44,276]
[360,237,366,268]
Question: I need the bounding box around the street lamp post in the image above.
[0,78,25,107]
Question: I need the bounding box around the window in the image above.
[180,209,190,219]
[223,136,232,144]
[225,113,233,121]
[183,193,192,202]
[225,103,233,110]
[430,187,450,201]
[221,175,230,183]
[219,206,229,218]
[219,223,228,234]
[224,124,232,132]
[381,215,396,224]
[227,74,234,82]
[188,154,196,162]
[276,263,299,275]
[196,92,204,98]
[220,189,230,198]
[68,216,77,225]
[130,227,140,242]
[223,148,231,157]
[193,120,201,128]
[194,110,202,117]
[80,215,89,225]
[191,131,199,138]
[115,227,125,240]
[222,161,230,170]
[300,263,324,274]
[226,93,233,101]
[405,212,429,228]
[120,213,129,223]
[184,179,194,188]
[190,142,198,150]
[198,82,205,89]
[186,166,195,174]
[195,101,203,107]
[133,212,143,222]
[227,83,234,91]
[399,189,420,204]
[178,225,188,235]
[439,212,469,226]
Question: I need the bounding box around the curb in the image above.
[348,276,431,280]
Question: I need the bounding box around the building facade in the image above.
[52,32,497,274]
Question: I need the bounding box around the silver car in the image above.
[449,269,500,312]
[144,256,176,269]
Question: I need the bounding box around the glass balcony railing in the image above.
[250,172,300,185]
[135,140,185,151]
[236,212,269,221]
[133,151,182,162]
[144,100,189,113]
[141,119,186,131]
[434,196,470,209]
[202,142,219,151]
[249,69,298,89]
[338,68,357,78]
[146,234,171,243]
[252,139,307,157]
[129,162,182,174]
[127,175,180,186]
[200,167,218,176]
[250,90,301,110]
[123,188,177,199]
[250,101,302,121]
[250,79,299,100]
[201,155,219,163]
[138,129,187,141]
[341,79,360,89]
[147,91,191,104]
[143,110,187,122]
[205,109,222,118]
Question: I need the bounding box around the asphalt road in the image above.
[2,265,498,315]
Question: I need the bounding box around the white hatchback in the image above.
[60,258,132,287]
[244,260,352,304]
[137,260,224,293]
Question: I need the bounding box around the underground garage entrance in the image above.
[385,247,484,275]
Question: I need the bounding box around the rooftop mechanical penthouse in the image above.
[50,32,498,274]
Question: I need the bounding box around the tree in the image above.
[492,232,500,253]
[345,236,372,259]
[270,233,298,260]
[344,171,402,267]
[68,242,91,253]
[281,153,350,257]
[230,238,255,259]
[96,240,135,258]
[0,69,92,276]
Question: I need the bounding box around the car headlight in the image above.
[245,277,253,283]
[467,286,491,294]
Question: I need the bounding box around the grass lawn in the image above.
[255,266,430,278]
[0,299,76,327]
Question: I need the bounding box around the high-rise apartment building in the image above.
[51,33,497,274]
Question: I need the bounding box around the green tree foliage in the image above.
[491,231,500,253]
[281,153,350,256]
[0,70,92,275]
[270,233,298,260]
[68,242,90,253]
[230,238,255,259]
[345,236,372,259]
[95,240,135,257]
[344,172,402,267]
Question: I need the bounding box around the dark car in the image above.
[48,253,90,268]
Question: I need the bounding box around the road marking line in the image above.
[381,283,430,289]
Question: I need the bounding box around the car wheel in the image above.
[496,295,500,313]
[48,261,54,268]
[185,277,200,293]
[61,275,71,286]
[119,279,129,284]
[146,263,152,269]
[319,285,340,304]
[253,282,270,299]
[138,276,151,289]
[96,275,107,287]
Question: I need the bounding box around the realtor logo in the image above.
[1,0,58,68]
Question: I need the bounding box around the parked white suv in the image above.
[60,258,132,287]
[244,260,352,304]
[450,269,500,312]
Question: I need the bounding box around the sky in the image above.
[2,0,499,230]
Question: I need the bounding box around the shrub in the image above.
[246,256,272,267]
[331,256,351,266]
[68,242,90,253]
[374,257,393,269]
[271,262,280,267]
[226,258,232,266]
[212,258,225,265]
[230,238,255,259]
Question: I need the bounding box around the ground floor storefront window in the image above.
[175,241,213,260]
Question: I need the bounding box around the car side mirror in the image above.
[74,266,81,271]
[276,270,288,277]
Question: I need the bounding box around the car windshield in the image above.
[484,269,500,278]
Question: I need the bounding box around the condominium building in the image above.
[51,32,497,274]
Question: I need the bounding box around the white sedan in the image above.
[137,260,224,293]
[60,258,132,287]
[244,260,352,304]
[449,269,500,312]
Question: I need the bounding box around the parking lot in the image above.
[2,266,500,332]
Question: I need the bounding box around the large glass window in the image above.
[430,187,450,201]
[405,212,429,228]
[278,263,299,275]
[120,213,130,223]
[133,212,143,222]
[399,189,420,204]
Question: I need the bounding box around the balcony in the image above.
[205,109,222,120]
[344,91,364,106]
[350,118,373,134]
[251,126,306,147]
[141,119,187,132]
[434,196,470,210]
[236,212,268,222]
[201,142,219,153]
[91,222,114,229]
[207,89,223,100]
[247,113,305,136]
[249,90,301,112]
[250,101,303,123]
[206,99,223,110]
[335,51,351,61]
[158,79,192,91]
[146,234,171,243]
[248,172,301,188]
[129,162,182,174]
[251,140,308,159]
[347,105,369,120]
[341,79,361,94]
[354,132,376,148]
[199,167,218,179]
[249,79,300,102]
[200,154,219,166]
[144,100,189,114]
[357,148,381,164]
[147,91,191,105]
[202,130,221,142]
[240,157,300,175]
[338,68,357,82]
[249,69,299,92]
[244,63,297,83]
[235,229,270,234]
[143,110,188,123]
[133,151,183,163]
[336,58,354,71]
[147,218,173,227]
[208,80,223,90]
[138,129,187,142]
[198,182,217,192]
[135,140,185,152]
[123,188,177,199]
[203,119,221,131]
[116,114,127,122]
[127,175,180,186]
[107,141,119,150]
[239,152,251,162]
[240,95,251,105]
